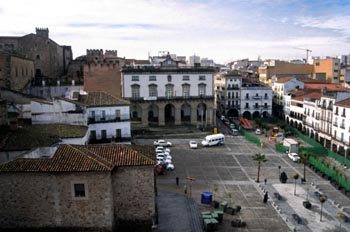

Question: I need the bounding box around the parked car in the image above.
[232,129,239,136]
[166,163,175,170]
[154,140,172,147]
[288,152,300,162]
[156,146,171,153]
[189,140,198,149]
[220,115,225,121]
[284,131,295,137]
[255,129,262,135]
[229,124,235,129]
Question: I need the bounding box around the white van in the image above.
[201,133,225,147]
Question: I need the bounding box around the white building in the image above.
[31,91,131,142]
[215,71,272,119]
[332,98,350,157]
[189,55,200,66]
[272,77,304,105]
[122,55,215,127]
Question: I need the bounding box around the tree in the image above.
[319,195,327,222]
[293,173,299,195]
[253,153,267,183]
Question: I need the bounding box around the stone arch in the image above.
[315,133,319,142]
[181,103,191,124]
[227,109,239,118]
[310,130,314,139]
[252,111,260,119]
[242,111,251,120]
[262,111,269,118]
[197,103,207,121]
[164,103,175,124]
[293,120,297,128]
[131,104,142,121]
[286,116,290,124]
[148,104,159,126]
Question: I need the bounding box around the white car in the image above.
[154,140,172,147]
[164,158,172,164]
[255,129,262,135]
[156,146,171,153]
[166,163,175,170]
[189,140,198,149]
[288,153,300,162]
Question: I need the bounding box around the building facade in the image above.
[31,91,131,142]
[216,72,272,119]
[0,51,35,91]
[313,57,340,83]
[83,49,125,98]
[0,28,72,80]
[0,144,155,231]
[122,55,216,127]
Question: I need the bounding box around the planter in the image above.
[303,201,312,209]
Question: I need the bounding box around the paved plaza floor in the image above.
[135,133,350,232]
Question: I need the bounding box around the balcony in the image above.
[333,122,338,127]
[342,113,346,117]
[244,106,250,109]
[264,96,268,100]
[335,112,339,116]
[340,124,345,129]
[88,115,129,124]
[253,96,262,100]
[227,86,240,90]
[245,97,250,100]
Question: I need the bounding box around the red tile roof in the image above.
[276,77,293,83]
[292,92,322,102]
[0,144,155,172]
[304,83,346,91]
[335,98,350,107]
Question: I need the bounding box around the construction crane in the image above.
[294,47,312,61]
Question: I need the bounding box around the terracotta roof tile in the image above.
[276,77,293,83]
[292,92,322,102]
[0,144,155,172]
[304,83,346,91]
[83,92,129,107]
[335,98,350,107]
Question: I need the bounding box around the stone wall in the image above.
[112,166,155,225]
[0,172,114,231]
[83,62,122,98]
[10,55,35,91]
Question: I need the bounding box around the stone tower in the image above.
[35,28,49,38]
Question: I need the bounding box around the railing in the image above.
[88,115,129,124]
[341,113,346,117]
[340,124,345,129]
[333,122,338,127]
[253,96,262,100]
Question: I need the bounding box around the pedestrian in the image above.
[263,192,268,203]
[184,185,187,194]
[264,178,267,185]
[176,176,179,186]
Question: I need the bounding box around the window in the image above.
[255,103,259,109]
[198,83,206,96]
[167,75,172,82]
[132,76,139,81]
[166,84,174,98]
[149,84,158,97]
[15,68,18,77]
[116,129,121,138]
[131,85,140,98]
[115,109,120,120]
[74,184,86,197]
[246,93,249,99]
[228,92,231,98]
[182,84,190,97]
[101,130,107,139]
[264,103,268,108]
[316,62,320,66]
[91,110,95,118]
[90,130,96,139]
[149,76,156,81]
[101,110,106,120]
[36,55,40,60]
[199,75,206,81]
[183,76,190,81]
[245,103,249,108]
[264,93,268,99]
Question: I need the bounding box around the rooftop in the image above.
[0,144,155,172]
[0,124,88,151]
[335,98,350,107]
[63,92,129,107]
[276,77,294,83]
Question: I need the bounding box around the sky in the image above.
[1,0,350,64]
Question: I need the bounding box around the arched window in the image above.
[182,84,190,98]
[131,84,140,99]
[148,84,158,97]
[165,84,174,98]
[198,83,206,96]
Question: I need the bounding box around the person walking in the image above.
[176,176,179,186]
[264,178,267,185]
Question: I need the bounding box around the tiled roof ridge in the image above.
[69,144,114,170]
